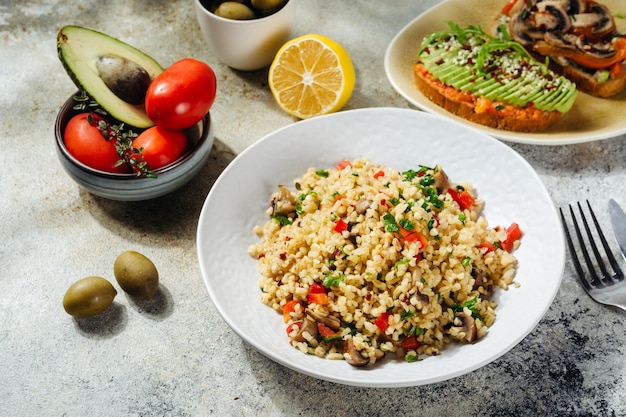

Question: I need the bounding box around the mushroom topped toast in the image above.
[498,0,626,97]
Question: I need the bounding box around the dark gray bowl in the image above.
[55,93,214,201]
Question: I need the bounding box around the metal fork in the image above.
[559,200,626,311]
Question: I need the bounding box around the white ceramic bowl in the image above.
[194,0,296,71]
[196,107,564,387]
[54,93,214,201]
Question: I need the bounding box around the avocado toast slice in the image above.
[414,22,577,132]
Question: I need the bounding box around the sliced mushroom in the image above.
[343,339,369,367]
[432,168,450,194]
[355,199,372,215]
[472,268,485,290]
[571,4,616,41]
[411,291,430,310]
[305,308,342,331]
[270,185,297,216]
[542,31,578,50]
[455,311,477,343]
[566,0,586,15]
[534,3,572,34]
[291,317,318,343]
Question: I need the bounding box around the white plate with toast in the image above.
[384,0,626,145]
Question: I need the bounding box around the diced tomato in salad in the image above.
[501,222,522,252]
[448,187,475,210]
[283,299,302,323]
[373,312,391,332]
[307,292,329,305]
[333,218,348,234]
[317,323,341,341]
[401,335,420,350]
[286,321,302,336]
[336,159,351,170]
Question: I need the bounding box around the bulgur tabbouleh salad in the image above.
[248,158,521,366]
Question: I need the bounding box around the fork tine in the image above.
[583,200,624,283]
[560,206,592,291]
[561,205,598,290]
[576,201,613,285]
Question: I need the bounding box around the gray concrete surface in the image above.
[1,0,625,416]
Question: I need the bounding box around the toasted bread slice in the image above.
[557,62,626,98]
[413,62,565,132]
[414,22,577,132]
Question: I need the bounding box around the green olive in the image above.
[251,0,287,15]
[214,2,256,20]
[63,276,117,318]
[113,251,159,299]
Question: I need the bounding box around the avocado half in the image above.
[57,25,163,129]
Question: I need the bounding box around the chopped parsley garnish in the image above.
[461,257,471,267]
[405,354,420,363]
[451,295,481,319]
[402,169,418,181]
[316,169,329,177]
[419,174,434,187]
[394,258,410,271]
[323,271,345,287]
[272,214,293,225]
[298,190,316,200]
[383,213,399,233]
[399,219,415,231]
[401,310,415,320]
[408,327,426,335]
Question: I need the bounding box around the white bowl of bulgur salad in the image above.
[196,107,564,387]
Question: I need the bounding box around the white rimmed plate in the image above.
[384,0,626,145]
[196,107,564,387]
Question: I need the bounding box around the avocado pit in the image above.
[96,54,151,104]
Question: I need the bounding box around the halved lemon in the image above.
[268,34,355,119]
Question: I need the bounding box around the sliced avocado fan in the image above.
[57,25,163,129]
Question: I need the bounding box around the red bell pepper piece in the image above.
[333,218,348,234]
[448,188,475,210]
[283,299,302,323]
[317,323,341,342]
[477,242,497,253]
[286,321,302,336]
[501,0,520,15]
[307,292,329,305]
[501,222,522,252]
[373,312,391,332]
[310,282,326,294]
[336,159,351,170]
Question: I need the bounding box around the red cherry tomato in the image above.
[131,126,189,171]
[63,113,128,174]
[145,58,217,130]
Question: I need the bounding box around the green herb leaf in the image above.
[323,271,345,287]
[405,354,420,363]
[272,215,293,226]
[399,219,415,231]
[400,310,415,320]
[383,213,399,233]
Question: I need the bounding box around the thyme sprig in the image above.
[72,92,156,178]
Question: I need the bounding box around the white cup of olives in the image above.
[194,0,296,71]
